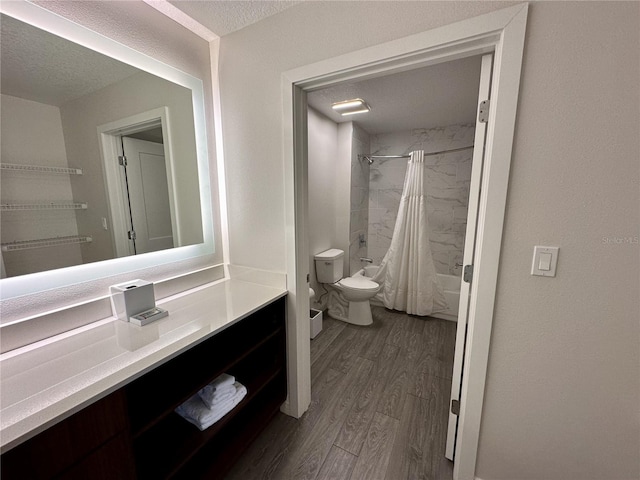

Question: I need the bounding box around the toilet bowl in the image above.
[314,248,380,326]
[335,276,380,326]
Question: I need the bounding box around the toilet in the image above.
[314,248,380,326]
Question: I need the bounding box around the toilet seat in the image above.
[338,276,379,293]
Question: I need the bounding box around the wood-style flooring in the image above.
[225,306,456,480]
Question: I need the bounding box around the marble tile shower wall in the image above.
[349,123,370,275]
[368,124,475,275]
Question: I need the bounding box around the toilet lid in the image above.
[339,277,379,291]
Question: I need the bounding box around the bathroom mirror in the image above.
[0,2,214,299]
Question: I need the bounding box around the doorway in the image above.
[98,107,179,258]
[282,5,528,479]
[306,50,494,465]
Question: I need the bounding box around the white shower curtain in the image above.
[372,150,448,316]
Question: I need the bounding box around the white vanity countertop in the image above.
[0,278,287,453]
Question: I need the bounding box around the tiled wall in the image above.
[348,123,371,275]
[367,124,475,275]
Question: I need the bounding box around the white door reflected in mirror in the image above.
[121,137,174,255]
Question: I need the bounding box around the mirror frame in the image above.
[0,1,214,300]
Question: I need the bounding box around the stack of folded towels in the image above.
[175,373,247,431]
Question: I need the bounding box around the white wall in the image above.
[307,111,366,298]
[219,0,516,271]
[348,123,370,275]
[0,94,83,276]
[475,3,639,478]
[307,108,339,301]
[336,122,353,276]
[60,71,202,264]
[219,2,639,479]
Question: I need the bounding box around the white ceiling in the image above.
[0,15,138,107]
[167,0,300,37]
[307,55,483,134]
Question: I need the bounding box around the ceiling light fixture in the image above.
[331,98,371,116]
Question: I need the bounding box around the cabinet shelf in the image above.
[130,325,284,439]
[1,202,88,211]
[1,235,92,252]
[126,298,285,436]
[174,376,286,480]
[134,368,286,479]
[130,297,287,480]
[0,163,83,175]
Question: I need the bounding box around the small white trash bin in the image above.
[310,309,323,339]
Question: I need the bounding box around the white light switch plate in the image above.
[531,246,559,277]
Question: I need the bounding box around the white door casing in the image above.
[446,52,494,460]
[282,5,528,479]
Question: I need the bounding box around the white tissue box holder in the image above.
[310,309,323,339]
[110,279,156,322]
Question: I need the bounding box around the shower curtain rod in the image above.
[358,144,474,163]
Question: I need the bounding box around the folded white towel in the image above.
[175,382,247,431]
[208,373,235,391]
[206,388,242,416]
[198,383,236,409]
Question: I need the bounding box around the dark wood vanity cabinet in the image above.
[0,389,135,480]
[128,296,287,479]
[1,296,287,480]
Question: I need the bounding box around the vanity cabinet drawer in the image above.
[1,389,130,480]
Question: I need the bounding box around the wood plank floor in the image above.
[225,306,456,480]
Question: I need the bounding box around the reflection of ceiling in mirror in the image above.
[127,127,164,144]
[0,14,138,106]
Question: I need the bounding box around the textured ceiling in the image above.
[0,15,138,107]
[167,0,300,36]
[307,55,483,134]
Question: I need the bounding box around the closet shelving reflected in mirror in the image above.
[0,161,91,259]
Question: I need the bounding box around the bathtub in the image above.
[356,266,461,322]
[433,273,461,322]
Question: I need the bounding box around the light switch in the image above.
[538,252,552,271]
[531,246,559,277]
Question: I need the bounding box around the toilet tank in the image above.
[314,249,344,283]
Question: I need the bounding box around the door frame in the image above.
[98,107,179,257]
[446,52,494,461]
[281,4,528,479]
